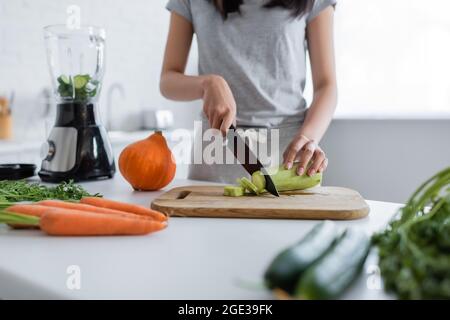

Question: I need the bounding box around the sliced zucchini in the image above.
[224,186,245,197]
[239,177,260,195]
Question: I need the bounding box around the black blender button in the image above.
[0,164,37,180]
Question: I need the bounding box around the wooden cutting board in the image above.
[151,185,370,220]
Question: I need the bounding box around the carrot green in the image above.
[372,167,450,299]
[0,180,101,210]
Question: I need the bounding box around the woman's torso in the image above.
[189,0,310,128]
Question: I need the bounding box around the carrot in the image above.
[39,208,167,236]
[37,200,153,221]
[6,204,48,217]
[80,197,167,222]
[6,204,48,229]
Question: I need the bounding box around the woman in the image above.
[160,0,337,183]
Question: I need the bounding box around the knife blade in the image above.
[227,125,279,197]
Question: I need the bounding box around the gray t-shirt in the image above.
[166,0,336,128]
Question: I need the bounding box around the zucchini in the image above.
[296,228,370,299]
[224,178,259,197]
[252,164,322,193]
[224,186,245,197]
[223,163,322,197]
[238,177,260,195]
[264,221,338,294]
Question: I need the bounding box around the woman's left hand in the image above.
[283,134,328,176]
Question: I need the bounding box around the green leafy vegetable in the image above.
[372,167,450,299]
[57,74,99,102]
[0,180,101,210]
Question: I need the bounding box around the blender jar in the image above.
[44,25,105,103]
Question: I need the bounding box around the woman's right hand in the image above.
[202,75,236,136]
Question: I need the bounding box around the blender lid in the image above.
[0,164,36,180]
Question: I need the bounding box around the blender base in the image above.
[39,103,116,183]
[38,169,114,183]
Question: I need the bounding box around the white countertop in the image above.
[0,175,399,299]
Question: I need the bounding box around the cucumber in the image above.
[224,186,244,197]
[264,221,338,294]
[74,74,89,89]
[57,75,71,85]
[296,228,370,299]
[252,164,322,193]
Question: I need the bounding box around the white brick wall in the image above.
[0,0,201,141]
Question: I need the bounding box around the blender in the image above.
[39,25,115,182]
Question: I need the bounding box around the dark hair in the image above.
[212,0,310,19]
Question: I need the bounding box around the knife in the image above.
[227,125,280,197]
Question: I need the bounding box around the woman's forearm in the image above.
[160,71,210,101]
[299,84,337,143]
[161,71,237,135]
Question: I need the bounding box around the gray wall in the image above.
[321,119,450,203]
